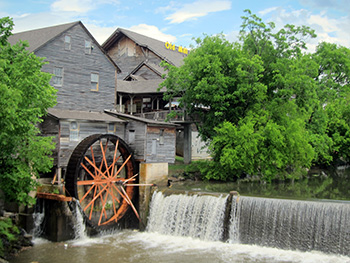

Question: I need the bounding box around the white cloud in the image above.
[258,7,350,51]
[51,0,95,13]
[51,0,120,13]
[84,23,117,44]
[259,7,279,16]
[128,24,177,43]
[165,0,231,24]
[308,14,338,33]
[12,12,75,33]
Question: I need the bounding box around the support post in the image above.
[139,163,168,230]
[183,123,192,164]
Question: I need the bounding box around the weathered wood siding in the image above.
[58,120,125,167]
[124,121,146,161]
[107,35,163,80]
[36,23,116,112]
[40,116,60,166]
[145,126,176,164]
[134,65,160,80]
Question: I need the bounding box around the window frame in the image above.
[64,35,71,50]
[85,40,92,54]
[69,121,79,141]
[53,66,64,87]
[91,72,99,92]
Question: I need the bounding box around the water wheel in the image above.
[65,134,139,227]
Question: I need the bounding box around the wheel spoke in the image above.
[113,154,132,178]
[79,184,96,203]
[84,156,109,180]
[90,146,98,178]
[120,185,140,221]
[80,162,97,180]
[100,140,111,178]
[89,185,98,220]
[98,189,109,225]
[83,184,108,212]
[111,140,119,177]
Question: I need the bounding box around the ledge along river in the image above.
[11,167,350,263]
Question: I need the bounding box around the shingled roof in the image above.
[102,28,187,67]
[117,79,166,95]
[48,108,126,123]
[8,22,79,53]
[123,61,166,80]
[8,21,121,71]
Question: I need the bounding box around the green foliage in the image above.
[161,10,350,181]
[0,17,57,205]
[0,217,19,258]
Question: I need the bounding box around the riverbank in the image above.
[0,215,33,262]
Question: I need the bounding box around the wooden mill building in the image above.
[102,28,188,118]
[9,21,210,170]
[9,22,178,181]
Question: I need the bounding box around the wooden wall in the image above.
[41,117,126,168]
[58,120,126,167]
[123,121,176,163]
[40,116,60,166]
[36,23,116,112]
[134,64,160,80]
[107,35,163,80]
[145,126,176,164]
[124,121,146,161]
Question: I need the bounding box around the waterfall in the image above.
[31,200,45,238]
[229,196,350,256]
[147,191,228,241]
[71,200,87,240]
[147,191,350,256]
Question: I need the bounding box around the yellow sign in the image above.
[165,42,188,55]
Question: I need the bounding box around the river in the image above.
[9,167,350,263]
[10,230,350,263]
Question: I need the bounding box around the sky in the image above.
[1,0,349,52]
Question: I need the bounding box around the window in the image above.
[159,129,164,145]
[64,35,71,50]
[107,123,116,133]
[69,122,79,141]
[91,73,99,91]
[53,67,63,86]
[85,40,92,54]
[129,130,135,144]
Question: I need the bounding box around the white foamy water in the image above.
[12,230,350,263]
[147,191,228,241]
[31,206,45,238]
[229,196,350,255]
[71,200,87,240]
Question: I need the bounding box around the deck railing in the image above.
[135,110,188,122]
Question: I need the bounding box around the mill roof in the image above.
[105,110,178,127]
[102,28,187,67]
[48,108,126,123]
[117,79,166,95]
[9,22,79,53]
[8,21,121,71]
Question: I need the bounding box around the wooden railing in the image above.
[135,110,188,122]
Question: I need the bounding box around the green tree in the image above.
[313,42,350,164]
[0,17,57,205]
[161,10,346,181]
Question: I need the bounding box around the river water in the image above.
[10,231,350,263]
[10,167,350,263]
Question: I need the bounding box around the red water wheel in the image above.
[65,134,139,227]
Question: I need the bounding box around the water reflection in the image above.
[171,166,350,201]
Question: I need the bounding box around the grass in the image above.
[169,156,188,177]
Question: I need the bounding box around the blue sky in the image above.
[1,0,349,52]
